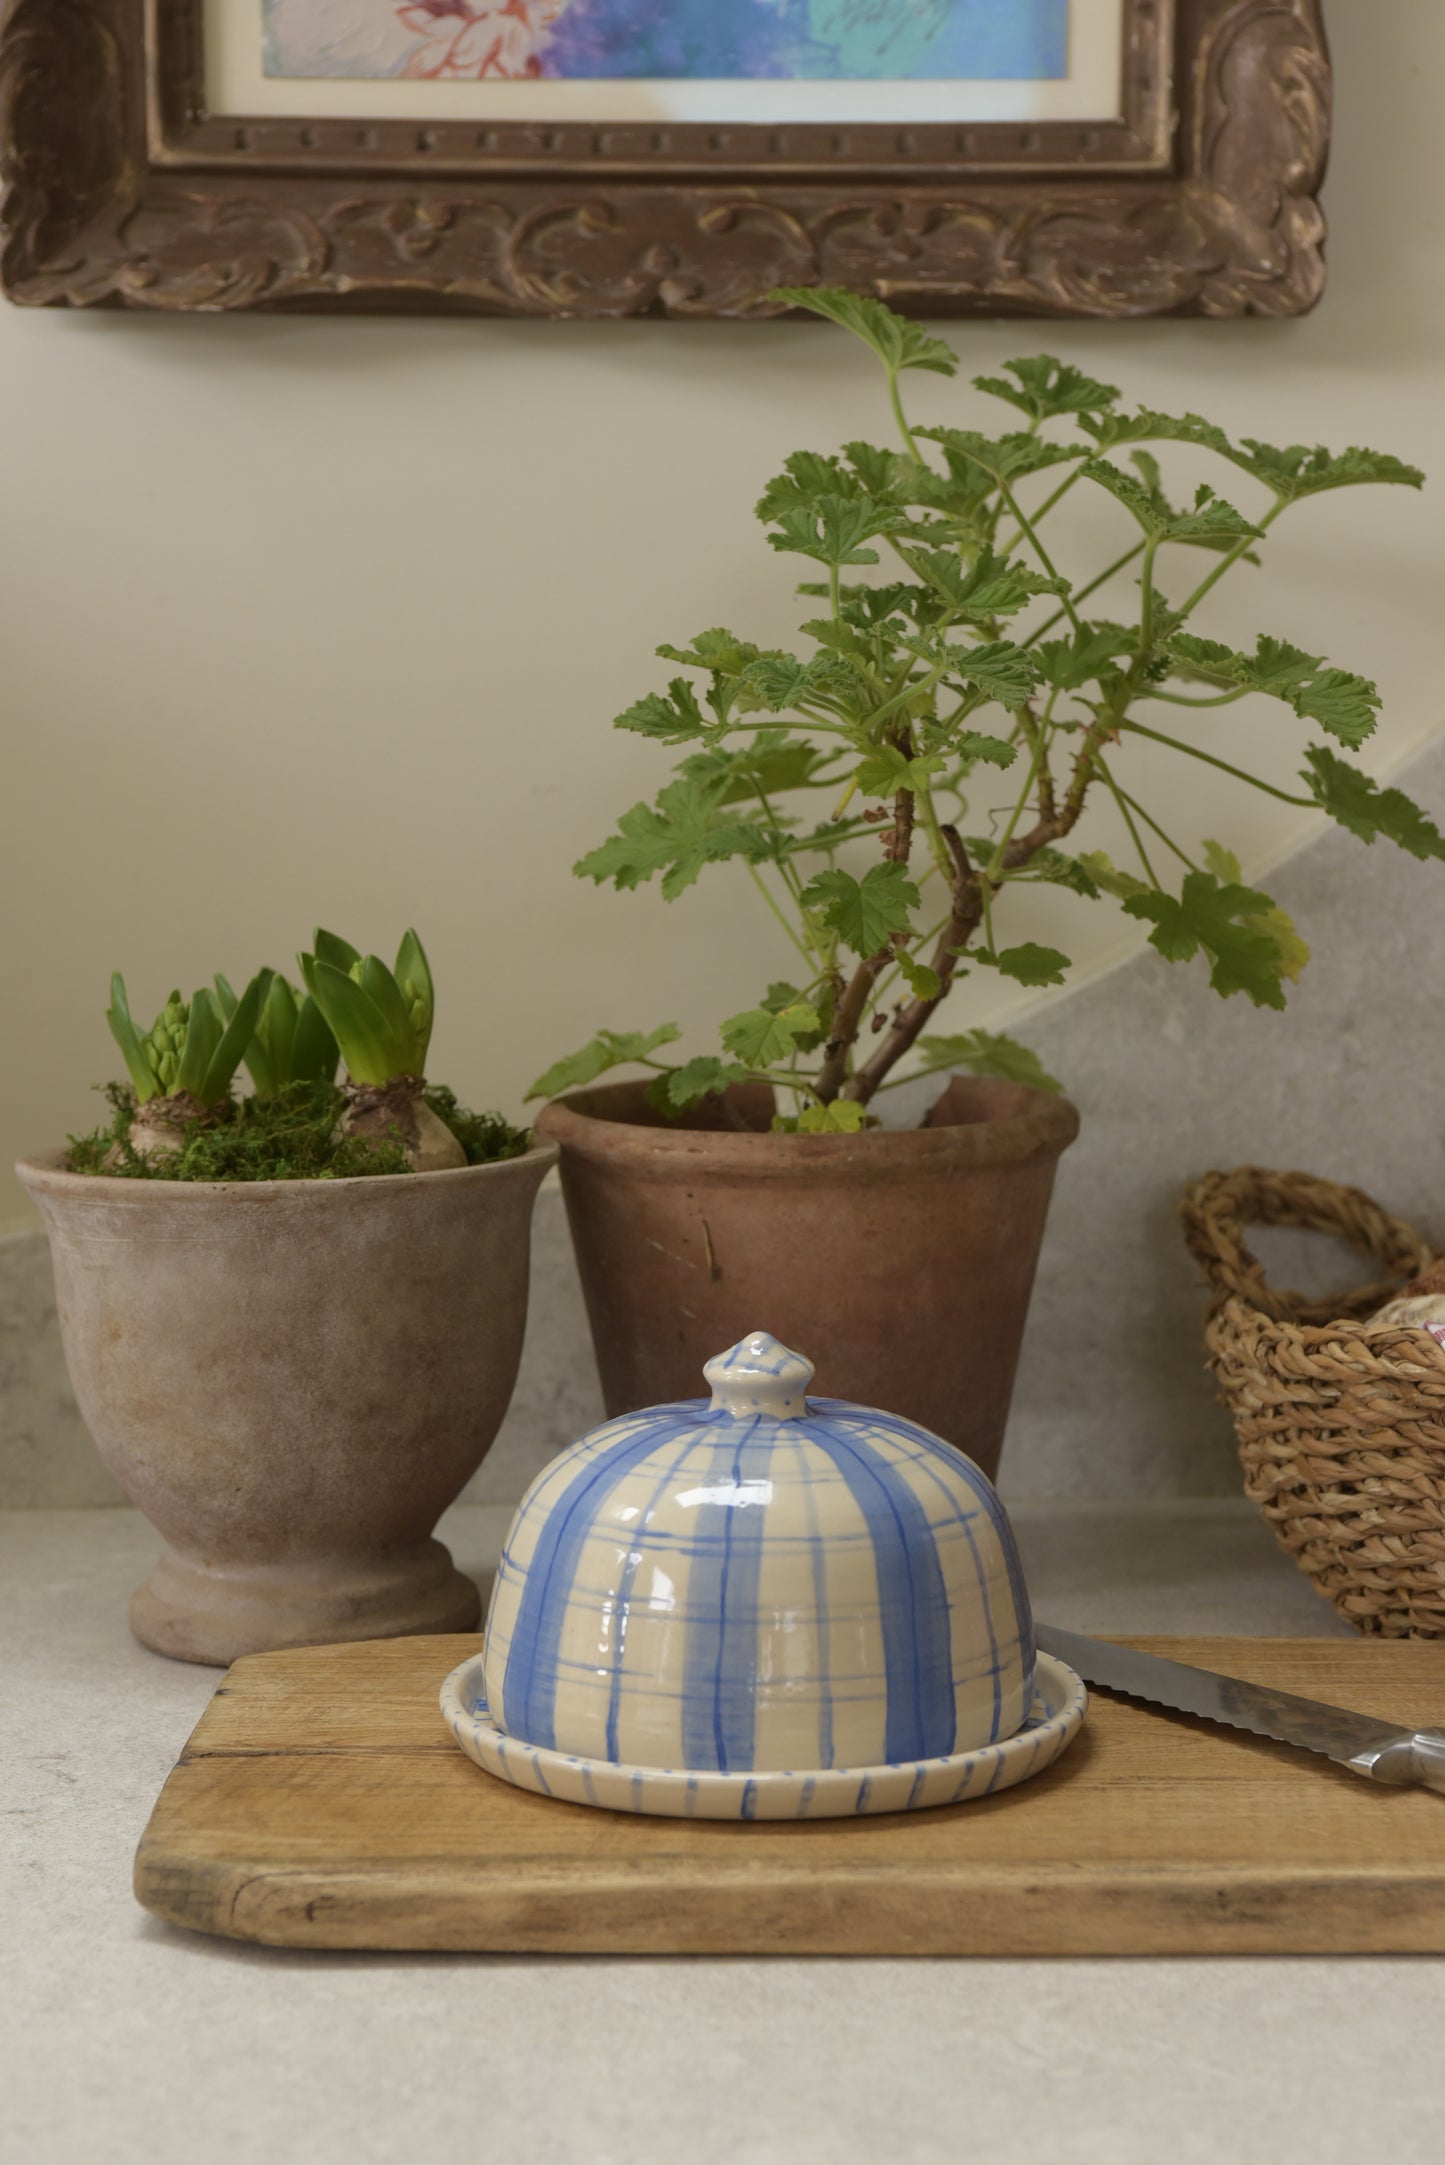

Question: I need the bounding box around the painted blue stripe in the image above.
[740,1779,758,1821]
[790,1426,835,1769]
[949,1755,978,1804]
[678,1416,771,1773]
[603,1429,713,1763]
[891,1437,1005,1740]
[806,1415,957,1763]
[818,1402,1035,1740]
[500,1408,716,1750]
[823,1396,1036,1702]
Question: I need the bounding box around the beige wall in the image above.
[3,3,1443,1225]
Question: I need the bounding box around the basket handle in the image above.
[1180,1166,1432,1325]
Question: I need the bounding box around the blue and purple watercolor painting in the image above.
[263,1,1069,84]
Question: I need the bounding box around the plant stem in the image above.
[1095,756,1161,888]
[982,733,1048,885]
[1138,534,1161,656]
[888,368,922,463]
[996,461,1086,555]
[1117,719,1316,806]
[1100,763,1200,872]
[1171,497,1288,623]
[1025,540,1144,648]
[1145,687,1250,708]
[747,862,815,965]
[914,779,955,883]
[993,476,1082,632]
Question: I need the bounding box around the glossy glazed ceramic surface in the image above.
[442,1649,1085,1821]
[479,1332,1036,1778]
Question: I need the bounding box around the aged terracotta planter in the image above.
[17,1143,557,1665]
[535,1077,1079,1479]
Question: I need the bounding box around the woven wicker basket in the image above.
[1181,1165,1445,1638]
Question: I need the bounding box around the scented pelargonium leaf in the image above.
[575,778,772,900]
[765,494,907,568]
[614,679,711,743]
[841,441,919,502]
[1201,844,1310,984]
[1168,634,1382,748]
[1235,440,1424,500]
[754,451,858,522]
[914,1029,1061,1093]
[972,355,1119,423]
[799,862,920,956]
[1080,407,1235,460]
[896,951,942,1000]
[526,1025,682,1102]
[680,733,832,807]
[657,1056,752,1110]
[770,286,958,377]
[759,978,831,1052]
[898,545,1065,619]
[785,1098,868,1134]
[1121,872,1290,1009]
[1076,849,1150,902]
[978,843,1101,900]
[1125,452,1263,562]
[1035,625,1138,693]
[1302,747,1445,859]
[914,425,1086,486]
[942,731,1018,772]
[737,651,868,716]
[720,999,821,1068]
[932,639,1041,707]
[975,943,1072,988]
[854,745,949,798]
[1082,462,1262,546]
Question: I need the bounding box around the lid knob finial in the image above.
[704,1332,815,1420]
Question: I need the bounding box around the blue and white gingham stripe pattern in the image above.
[481,1384,1034,1777]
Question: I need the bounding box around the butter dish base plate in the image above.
[439,1650,1087,1821]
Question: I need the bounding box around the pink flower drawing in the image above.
[394,0,570,79]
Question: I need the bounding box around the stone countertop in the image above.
[4,1502,1442,2165]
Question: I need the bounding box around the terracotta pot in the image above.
[535,1077,1078,1479]
[16,1143,557,1665]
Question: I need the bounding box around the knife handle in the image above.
[1347,1730,1445,1794]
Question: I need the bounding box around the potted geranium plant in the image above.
[17,931,556,1665]
[530,289,1439,1475]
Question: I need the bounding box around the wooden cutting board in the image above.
[134,1633,1445,1955]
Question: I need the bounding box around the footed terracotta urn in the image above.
[18,1143,556,1665]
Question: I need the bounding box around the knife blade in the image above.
[1035,1623,1445,1793]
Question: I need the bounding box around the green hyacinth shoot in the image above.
[106,972,265,1109]
[297,929,436,1087]
[216,970,340,1096]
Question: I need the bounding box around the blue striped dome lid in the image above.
[481,1332,1035,1778]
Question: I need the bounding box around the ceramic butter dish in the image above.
[440,1333,1085,1819]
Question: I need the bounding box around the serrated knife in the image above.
[1035,1623,1445,1793]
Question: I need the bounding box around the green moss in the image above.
[65,1080,529,1183]
[423,1085,529,1167]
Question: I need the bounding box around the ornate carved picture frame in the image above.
[0,0,1329,318]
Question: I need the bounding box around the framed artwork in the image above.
[0,0,1330,318]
